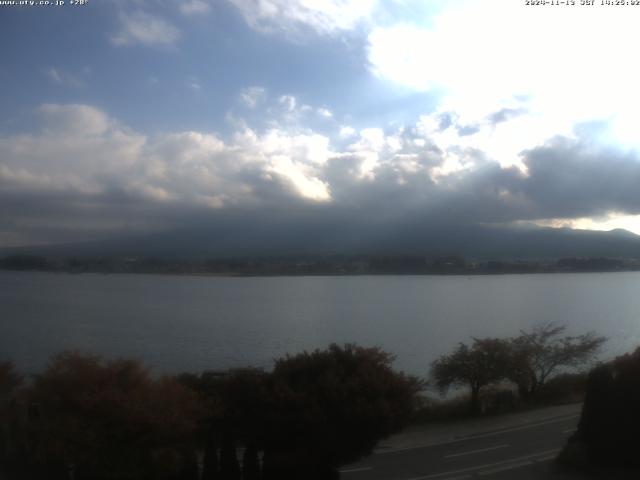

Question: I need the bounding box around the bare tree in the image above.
[508,323,606,400]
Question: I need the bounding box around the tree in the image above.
[0,361,23,396]
[178,367,269,479]
[263,344,423,478]
[431,338,511,414]
[27,351,205,480]
[508,324,606,400]
[179,344,422,479]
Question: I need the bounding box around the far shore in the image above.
[2,267,640,278]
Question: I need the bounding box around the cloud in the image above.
[226,0,377,35]
[187,77,202,91]
[38,103,112,136]
[232,127,332,201]
[239,86,266,108]
[233,90,328,132]
[278,95,297,112]
[339,126,356,138]
[0,105,145,198]
[0,103,337,246]
[179,0,210,15]
[5,101,640,247]
[317,107,333,119]
[487,108,527,126]
[46,67,87,88]
[367,0,640,149]
[519,137,640,220]
[110,11,180,47]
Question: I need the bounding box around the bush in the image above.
[563,346,640,470]
[179,344,424,479]
[535,372,587,405]
[262,344,423,477]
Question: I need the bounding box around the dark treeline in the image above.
[0,330,624,479]
[0,345,422,480]
[2,254,640,276]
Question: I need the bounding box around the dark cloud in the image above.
[521,137,640,219]
[457,125,481,136]
[437,112,454,130]
[487,107,528,125]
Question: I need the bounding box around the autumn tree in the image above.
[27,351,204,480]
[508,324,606,400]
[431,338,511,414]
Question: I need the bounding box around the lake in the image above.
[1,270,639,376]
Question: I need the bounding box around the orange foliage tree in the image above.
[27,352,204,480]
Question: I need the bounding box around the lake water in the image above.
[2,270,640,376]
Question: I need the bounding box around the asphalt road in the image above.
[339,412,580,480]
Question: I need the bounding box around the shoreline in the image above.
[2,268,640,278]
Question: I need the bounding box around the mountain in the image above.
[2,222,640,261]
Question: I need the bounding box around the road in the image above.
[339,411,580,480]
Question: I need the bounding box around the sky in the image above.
[2,0,640,248]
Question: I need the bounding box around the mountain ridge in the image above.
[2,223,640,261]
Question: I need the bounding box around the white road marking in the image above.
[562,428,576,434]
[444,444,508,459]
[377,414,579,454]
[478,453,557,476]
[405,448,560,480]
[339,466,373,473]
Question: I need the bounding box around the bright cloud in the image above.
[0,104,333,213]
[339,126,356,138]
[317,107,333,118]
[0,105,145,193]
[368,0,640,152]
[234,127,332,201]
[557,214,640,237]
